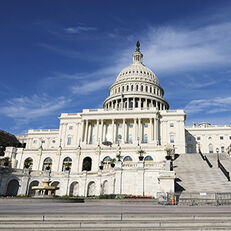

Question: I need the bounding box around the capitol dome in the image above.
[103,41,169,111]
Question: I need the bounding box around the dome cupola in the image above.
[103,41,169,111]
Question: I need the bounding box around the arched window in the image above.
[24,157,33,169]
[144,156,153,161]
[62,157,72,171]
[146,86,148,92]
[150,86,152,93]
[136,85,138,91]
[123,156,133,161]
[131,85,133,91]
[103,156,112,163]
[209,144,213,153]
[118,87,120,93]
[117,134,122,141]
[122,86,124,92]
[43,157,52,171]
[115,88,117,94]
[141,85,143,92]
[127,85,129,91]
[82,157,92,171]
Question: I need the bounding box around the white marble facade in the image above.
[1,42,231,197]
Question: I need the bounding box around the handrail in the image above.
[199,149,213,168]
[218,159,230,181]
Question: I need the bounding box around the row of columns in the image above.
[81,118,160,145]
[105,97,167,111]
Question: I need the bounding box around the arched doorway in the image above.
[102,180,108,195]
[28,180,39,195]
[82,157,92,171]
[87,181,96,196]
[6,179,19,196]
[51,181,60,196]
[69,181,79,197]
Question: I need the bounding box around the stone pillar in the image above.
[134,118,137,142]
[81,120,84,143]
[155,118,159,145]
[138,98,141,109]
[150,118,153,141]
[88,123,92,144]
[123,119,126,144]
[96,119,99,141]
[138,118,141,142]
[84,120,88,144]
[112,119,115,143]
[100,119,104,143]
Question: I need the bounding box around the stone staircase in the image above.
[174,153,231,193]
[1,213,231,230]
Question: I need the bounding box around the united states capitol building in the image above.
[1,42,231,197]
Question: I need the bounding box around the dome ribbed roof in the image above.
[115,63,159,84]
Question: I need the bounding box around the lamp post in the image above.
[216,147,219,168]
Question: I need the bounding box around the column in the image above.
[96,119,99,141]
[127,98,129,110]
[81,120,84,143]
[150,118,153,141]
[138,98,141,108]
[155,118,159,145]
[123,119,126,144]
[84,120,88,144]
[134,118,137,142]
[100,119,104,143]
[112,119,115,143]
[138,118,141,142]
[145,98,148,109]
[88,123,91,144]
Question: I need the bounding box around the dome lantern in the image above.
[132,40,143,64]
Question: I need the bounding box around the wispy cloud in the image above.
[140,22,231,74]
[184,96,231,115]
[38,43,81,58]
[64,26,97,34]
[0,94,70,123]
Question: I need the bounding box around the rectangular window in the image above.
[42,140,45,143]
[144,123,148,128]
[221,146,225,153]
[129,134,133,144]
[69,126,73,130]
[197,137,200,141]
[170,123,174,127]
[170,135,174,143]
[67,137,72,145]
[220,136,224,140]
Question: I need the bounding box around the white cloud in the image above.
[184,96,231,115]
[64,26,97,34]
[1,94,70,123]
[138,22,231,73]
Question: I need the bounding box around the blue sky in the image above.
[1,0,231,135]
